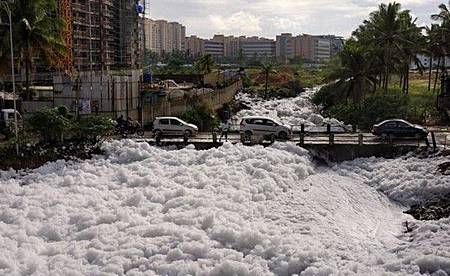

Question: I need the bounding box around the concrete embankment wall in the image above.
[303,144,420,163]
[142,81,242,124]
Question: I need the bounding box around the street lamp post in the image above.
[1,0,19,155]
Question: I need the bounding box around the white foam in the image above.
[1,140,448,275]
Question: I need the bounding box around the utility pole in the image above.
[88,0,93,114]
[141,0,147,127]
[1,0,19,155]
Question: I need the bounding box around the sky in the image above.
[149,0,443,39]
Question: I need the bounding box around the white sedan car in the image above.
[240,116,292,140]
[153,117,198,137]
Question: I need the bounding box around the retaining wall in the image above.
[143,81,242,124]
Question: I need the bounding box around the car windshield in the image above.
[272,119,282,126]
[177,118,189,125]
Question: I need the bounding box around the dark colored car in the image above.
[372,119,428,139]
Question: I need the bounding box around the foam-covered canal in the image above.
[0,91,449,275]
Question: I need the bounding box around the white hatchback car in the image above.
[240,116,292,140]
[153,117,198,137]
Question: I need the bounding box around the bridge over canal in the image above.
[133,129,450,162]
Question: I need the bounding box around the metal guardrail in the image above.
[142,131,438,149]
[225,123,351,134]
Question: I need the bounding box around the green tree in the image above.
[425,24,445,91]
[354,2,411,92]
[431,2,450,91]
[194,54,215,74]
[397,12,425,94]
[29,107,71,143]
[260,62,277,99]
[0,0,67,100]
[76,116,117,144]
[237,48,245,66]
[326,42,377,103]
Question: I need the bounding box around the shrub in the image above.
[359,93,408,129]
[312,82,341,109]
[76,116,117,143]
[29,107,72,143]
[326,103,361,126]
[325,93,409,130]
[242,75,253,88]
[181,103,219,131]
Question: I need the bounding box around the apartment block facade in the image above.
[184,33,342,63]
[240,37,276,58]
[184,36,205,58]
[59,0,143,72]
[144,18,186,54]
[275,33,340,63]
[186,35,276,59]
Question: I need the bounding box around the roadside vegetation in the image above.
[0,107,116,170]
[313,2,450,130]
[180,103,219,132]
[242,65,328,98]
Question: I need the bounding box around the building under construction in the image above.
[58,0,143,73]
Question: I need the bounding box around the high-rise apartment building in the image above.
[188,35,276,59]
[240,37,276,58]
[315,35,345,58]
[185,36,205,58]
[183,33,342,63]
[276,33,294,61]
[275,33,340,63]
[144,19,186,54]
[59,0,143,72]
[314,38,332,62]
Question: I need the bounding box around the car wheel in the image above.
[184,130,192,137]
[137,129,145,137]
[244,130,252,139]
[278,131,288,141]
[154,130,162,137]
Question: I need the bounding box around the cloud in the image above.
[150,0,443,38]
[208,11,262,35]
[269,17,305,32]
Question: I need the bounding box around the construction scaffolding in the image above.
[58,0,73,74]
[58,0,142,72]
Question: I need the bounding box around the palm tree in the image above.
[397,12,425,94]
[356,2,407,92]
[353,2,427,94]
[426,24,444,91]
[260,62,277,99]
[326,42,377,104]
[0,0,67,100]
[431,2,450,92]
[431,2,450,27]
